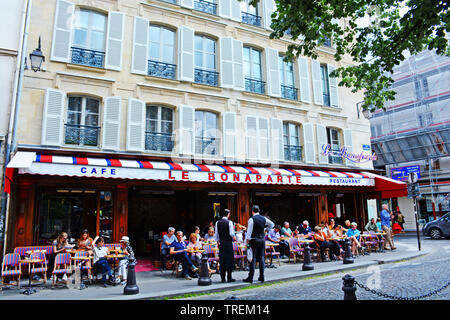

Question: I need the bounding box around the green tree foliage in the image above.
[249,0,449,111]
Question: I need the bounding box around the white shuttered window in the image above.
[41,89,66,146]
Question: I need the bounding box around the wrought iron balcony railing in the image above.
[159,0,177,4]
[284,145,303,162]
[194,0,217,15]
[281,84,298,100]
[148,60,177,80]
[195,137,219,155]
[245,77,265,94]
[242,12,262,27]
[323,37,332,47]
[145,132,174,152]
[194,68,219,86]
[64,124,100,147]
[71,47,105,68]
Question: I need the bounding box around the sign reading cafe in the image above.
[321,144,378,163]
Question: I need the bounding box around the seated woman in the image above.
[346,222,362,256]
[343,220,352,233]
[193,226,203,242]
[187,233,203,266]
[204,227,216,242]
[77,229,94,252]
[313,226,342,261]
[50,232,70,277]
[92,236,114,287]
[117,236,136,285]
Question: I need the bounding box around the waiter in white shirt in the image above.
[243,205,274,284]
[213,209,236,283]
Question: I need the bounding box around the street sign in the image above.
[391,165,421,182]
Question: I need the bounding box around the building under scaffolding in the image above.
[369,49,450,229]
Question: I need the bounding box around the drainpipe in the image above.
[1,0,32,257]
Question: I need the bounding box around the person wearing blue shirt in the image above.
[170,231,198,280]
[297,220,312,236]
[268,225,288,259]
[346,222,362,256]
[380,204,396,250]
[161,227,176,270]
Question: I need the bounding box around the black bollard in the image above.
[124,262,139,295]
[198,253,212,286]
[302,242,314,271]
[342,274,357,300]
[343,238,354,264]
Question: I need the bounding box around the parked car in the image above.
[423,212,450,239]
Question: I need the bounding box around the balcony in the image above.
[148,60,177,80]
[194,0,217,15]
[194,68,219,86]
[64,124,100,147]
[284,145,302,162]
[245,77,265,94]
[70,47,105,69]
[323,37,332,47]
[145,132,174,152]
[242,12,262,27]
[281,84,298,101]
[195,137,219,155]
[159,0,177,4]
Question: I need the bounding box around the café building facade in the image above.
[3,0,406,256]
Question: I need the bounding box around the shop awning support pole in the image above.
[1,0,32,257]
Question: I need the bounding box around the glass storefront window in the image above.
[98,191,113,242]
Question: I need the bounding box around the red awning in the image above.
[363,172,408,198]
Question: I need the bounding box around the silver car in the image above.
[423,212,450,239]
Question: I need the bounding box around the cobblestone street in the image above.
[184,236,450,300]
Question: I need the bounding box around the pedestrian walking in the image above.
[397,211,405,230]
[213,209,237,283]
[243,205,274,284]
[380,204,396,250]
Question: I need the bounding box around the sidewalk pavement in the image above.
[0,238,431,300]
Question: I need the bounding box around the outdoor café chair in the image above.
[52,253,71,287]
[1,253,22,289]
[232,242,246,270]
[28,252,47,284]
[72,251,92,283]
[288,238,303,263]
[265,242,281,266]
[203,244,219,272]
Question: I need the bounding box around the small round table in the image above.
[20,259,44,295]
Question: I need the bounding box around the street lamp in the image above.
[357,102,371,119]
[29,36,45,72]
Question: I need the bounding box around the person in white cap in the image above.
[346,222,362,256]
[118,236,136,285]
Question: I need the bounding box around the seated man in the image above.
[268,225,289,259]
[346,222,362,256]
[92,236,114,287]
[365,218,379,232]
[297,220,312,237]
[280,222,293,238]
[161,227,176,270]
[170,231,199,280]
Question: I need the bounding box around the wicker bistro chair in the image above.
[363,232,379,253]
[28,252,47,284]
[52,253,71,287]
[1,253,22,289]
[265,242,281,266]
[72,251,93,283]
[203,244,219,272]
[288,237,303,263]
[232,242,246,270]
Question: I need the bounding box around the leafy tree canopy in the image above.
[249,0,449,111]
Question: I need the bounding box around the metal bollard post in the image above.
[124,262,139,295]
[342,274,357,300]
[343,238,354,264]
[302,243,314,271]
[198,253,212,286]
